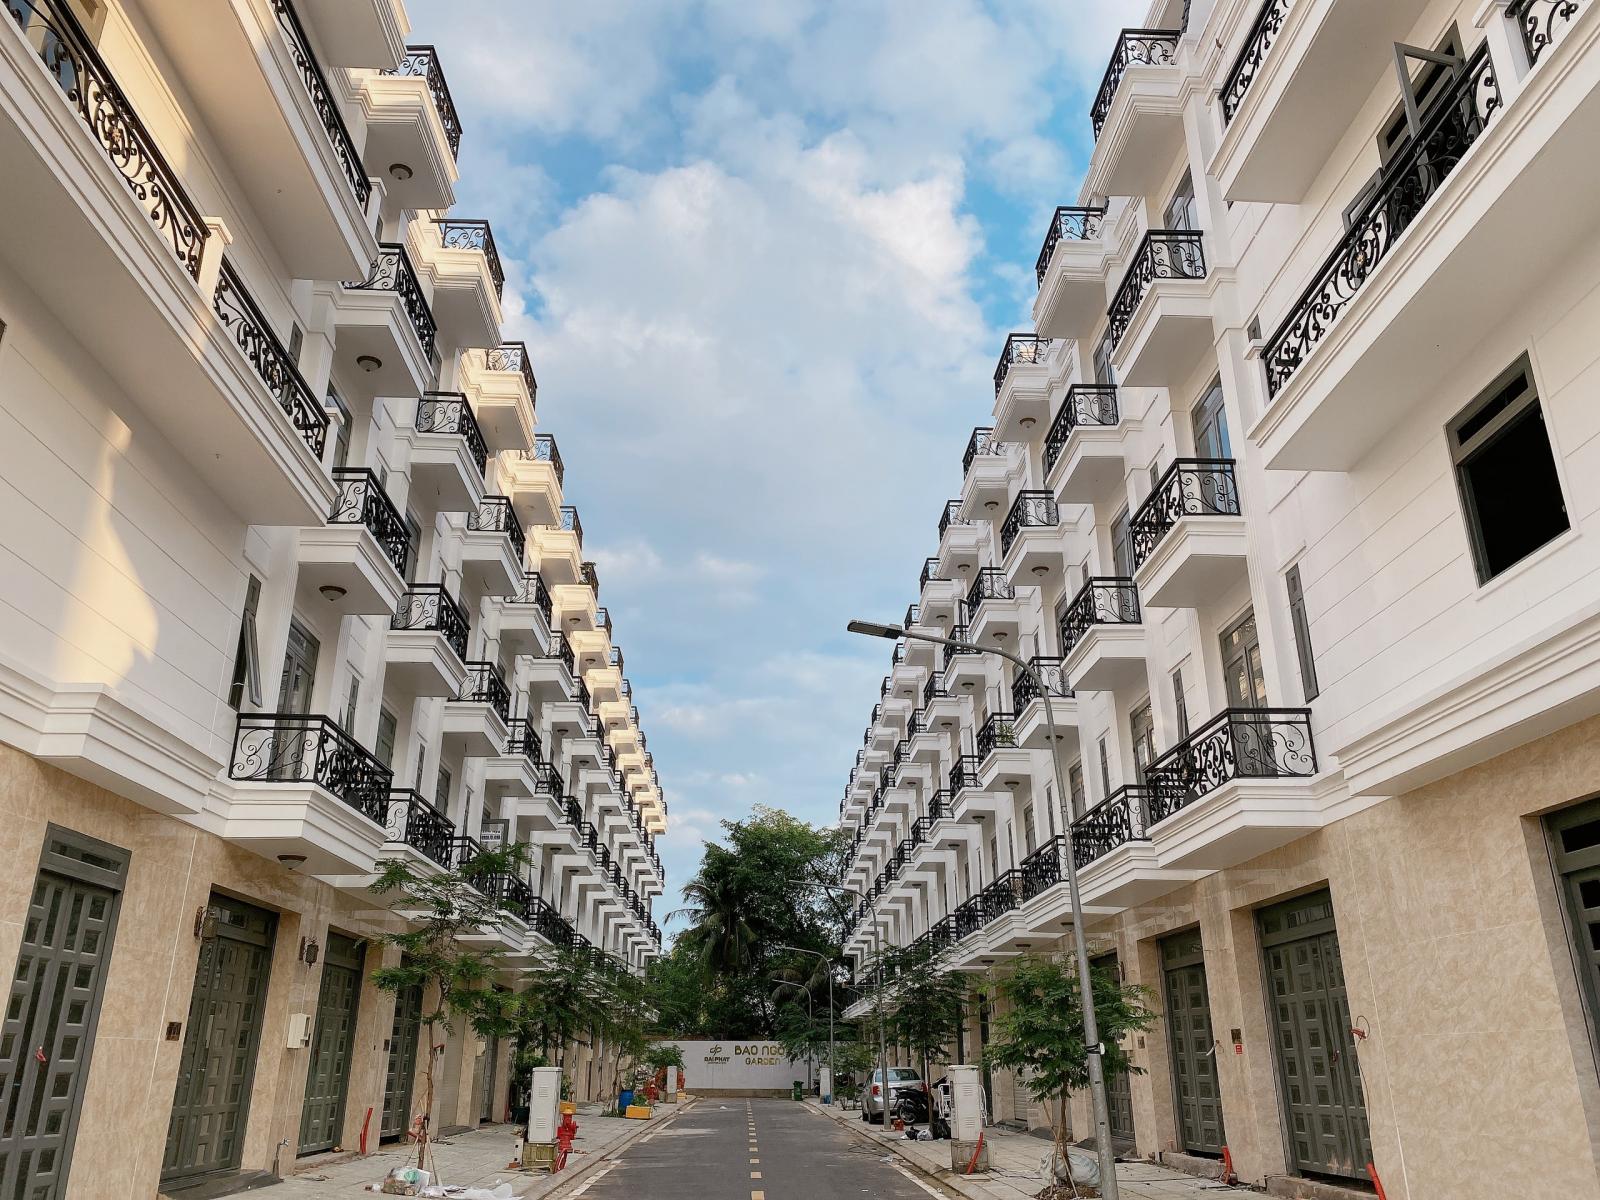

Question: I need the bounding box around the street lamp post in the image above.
[770,978,815,1090]
[777,944,835,1104]
[807,880,890,1130]
[847,618,1121,1199]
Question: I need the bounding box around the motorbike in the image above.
[894,1077,952,1139]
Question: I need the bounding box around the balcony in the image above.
[1211,0,1432,203]
[338,243,437,395]
[1147,708,1327,870]
[299,468,408,616]
[1072,784,1193,910]
[965,568,1023,644]
[949,754,1002,821]
[1060,577,1146,692]
[993,334,1057,436]
[224,713,389,874]
[386,584,471,697]
[1088,29,1186,199]
[485,717,545,801]
[1107,230,1210,387]
[999,490,1060,581]
[941,627,988,695]
[442,660,510,757]
[426,218,502,351]
[937,500,984,579]
[1010,657,1077,750]
[1130,460,1246,610]
[1251,44,1527,471]
[463,343,536,454]
[1034,207,1112,341]
[1044,385,1123,504]
[506,433,564,529]
[919,557,965,625]
[410,392,488,513]
[462,495,525,596]
[297,0,404,68]
[530,506,584,586]
[382,789,456,872]
[496,572,553,655]
[142,0,374,280]
[363,44,461,210]
[960,427,1017,515]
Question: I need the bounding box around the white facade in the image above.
[839,3,1600,1198]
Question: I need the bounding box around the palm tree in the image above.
[670,846,757,980]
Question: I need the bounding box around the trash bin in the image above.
[618,1088,635,1115]
[791,1081,803,1101]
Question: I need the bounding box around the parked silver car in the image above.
[860,1067,923,1123]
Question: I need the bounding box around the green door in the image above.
[1259,891,1371,1180]
[163,895,276,1185]
[1161,930,1225,1155]
[0,829,129,1198]
[478,1032,499,1123]
[381,982,424,1141]
[1091,953,1135,1143]
[299,933,364,1154]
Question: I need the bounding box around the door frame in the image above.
[1159,927,1224,1156]
[298,931,365,1154]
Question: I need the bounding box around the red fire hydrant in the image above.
[554,1113,579,1172]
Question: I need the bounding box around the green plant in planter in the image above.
[994,723,1017,746]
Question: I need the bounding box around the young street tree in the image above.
[878,939,966,1105]
[982,954,1156,1159]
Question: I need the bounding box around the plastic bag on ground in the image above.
[443,1184,514,1199]
[1040,1145,1102,1187]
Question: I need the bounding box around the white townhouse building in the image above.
[838,2,1600,1198]
[0,1,667,1195]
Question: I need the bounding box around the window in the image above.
[1098,737,1111,796]
[1450,357,1567,583]
[1148,461,1160,493]
[1022,805,1036,855]
[325,384,351,471]
[1221,611,1268,708]
[287,323,304,367]
[1094,332,1117,387]
[1068,763,1086,819]
[1378,28,1464,163]
[1192,378,1231,459]
[988,836,999,877]
[435,764,452,810]
[1043,784,1057,837]
[1165,170,1200,232]
[1285,565,1320,701]
[342,674,361,733]
[1111,507,1134,577]
[1546,799,1600,1050]
[412,739,427,790]
[405,512,424,585]
[1172,669,1190,740]
[227,575,263,710]
[1130,702,1156,783]
[375,708,398,768]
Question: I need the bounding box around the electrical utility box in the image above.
[665,1064,680,1102]
[948,1065,984,1141]
[819,1065,832,1105]
[527,1066,562,1143]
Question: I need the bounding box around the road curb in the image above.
[539,1100,698,1198]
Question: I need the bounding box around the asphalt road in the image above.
[567,1097,945,1200]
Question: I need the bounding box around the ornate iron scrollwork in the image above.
[390,584,470,661]
[1129,459,1240,570]
[270,0,370,205]
[229,713,391,822]
[1091,28,1181,138]
[213,259,328,458]
[1146,709,1317,824]
[1043,385,1119,474]
[417,392,489,478]
[1108,230,1206,348]
[467,495,525,562]
[328,468,410,576]
[1036,206,1107,285]
[485,342,538,402]
[436,218,505,299]
[1071,785,1153,869]
[346,244,438,361]
[993,334,1054,395]
[1510,0,1586,65]
[1059,577,1142,655]
[1220,0,1290,123]
[1000,490,1058,555]
[387,45,462,158]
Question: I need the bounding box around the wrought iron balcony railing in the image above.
[1000,490,1058,556]
[922,674,946,707]
[965,567,1015,617]
[418,392,489,480]
[946,626,981,660]
[938,500,971,540]
[904,603,921,628]
[949,754,982,795]
[1072,784,1154,869]
[5,0,207,277]
[558,505,584,547]
[467,495,525,562]
[506,717,543,764]
[455,660,511,722]
[520,432,564,486]
[1091,28,1181,138]
[385,44,462,158]
[977,711,1018,761]
[533,761,563,796]
[446,834,486,874]
[546,629,577,678]
[1043,385,1119,475]
[483,342,537,404]
[1219,0,1289,123]
[1129,459,1240,570]
[508,571,553,625]
[228,713,389,822]
[1019,835,1064,901]
[329,468,409,577]
[920,557,941,589]
[270,0,369,205]
[435,218,504,299]
[1108,229,1206,349]
[1059,577,1142,655]
[527,897,574,948]
[1512,0,1591,64]
[1147,709,1317,825]
[953,895,985,940]
[980,870,1022,922]
[1035,206,1107,285]
[383,789,455,865]
[346,243,437,361]
[1012,656,1073,711]
[1262,45,1501,396]
[213,259,328,458]
[391,583,469,661]
[927,790,951,821]
[582,560,601,596]
[962,427,1009,476]
[994,334,1053,395]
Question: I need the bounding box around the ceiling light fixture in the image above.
[357,354,382,373]
[318,584,347,601]
[388,162,414,180]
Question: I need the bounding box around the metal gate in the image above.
[163,894,276,1185]
[1258,891,1370,1180]
[0,829,128,1198]
[299,932,365,1153]
[381,982,424,1141]
[478,1033,499,1123]
[1091,953,1135,1142]
[1161,929,1224,1155]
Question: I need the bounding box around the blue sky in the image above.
[409,0,1125,935]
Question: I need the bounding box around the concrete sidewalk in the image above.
[268,1102,693,1198]
[805,1098,1245,1199]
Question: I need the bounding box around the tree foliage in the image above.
[872,939,967,1084]
[981,954,1157,1154]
